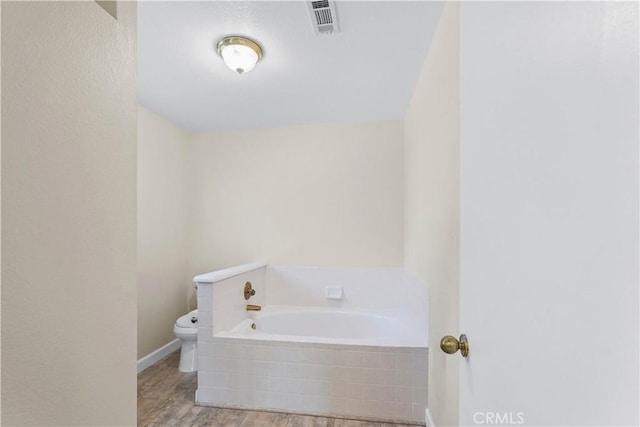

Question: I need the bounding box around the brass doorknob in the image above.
[440,334,469,357]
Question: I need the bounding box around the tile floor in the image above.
[138,351,422,426]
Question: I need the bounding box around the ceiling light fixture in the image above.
[216,36,263,75]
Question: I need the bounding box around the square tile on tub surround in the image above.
[197,338,428,423]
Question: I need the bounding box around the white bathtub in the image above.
[220,306,425,347]
[195,264,429,423]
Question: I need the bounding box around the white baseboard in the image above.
[137,339,181,373]
[426,408,435,427]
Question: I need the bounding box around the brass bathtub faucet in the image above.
[246,304,262,311]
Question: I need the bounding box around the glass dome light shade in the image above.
[217,36,263,75]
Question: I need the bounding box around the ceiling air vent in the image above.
[307,0,340,35]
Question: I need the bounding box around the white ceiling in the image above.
[138,1,444,132]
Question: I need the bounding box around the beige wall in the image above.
[403,3,460,426]
[137,106,190,358]
[137,118,404,353]
[1,2,137,426]
[188,121,404,277]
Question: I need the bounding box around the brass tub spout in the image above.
[246,304,262,311]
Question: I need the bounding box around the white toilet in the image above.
[173,309,198,372]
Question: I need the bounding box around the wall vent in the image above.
[307,0,340,35]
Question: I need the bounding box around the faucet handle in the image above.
[244,282,256,300]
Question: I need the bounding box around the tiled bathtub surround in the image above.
[196,264,428,423]
[198,339,428,423]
